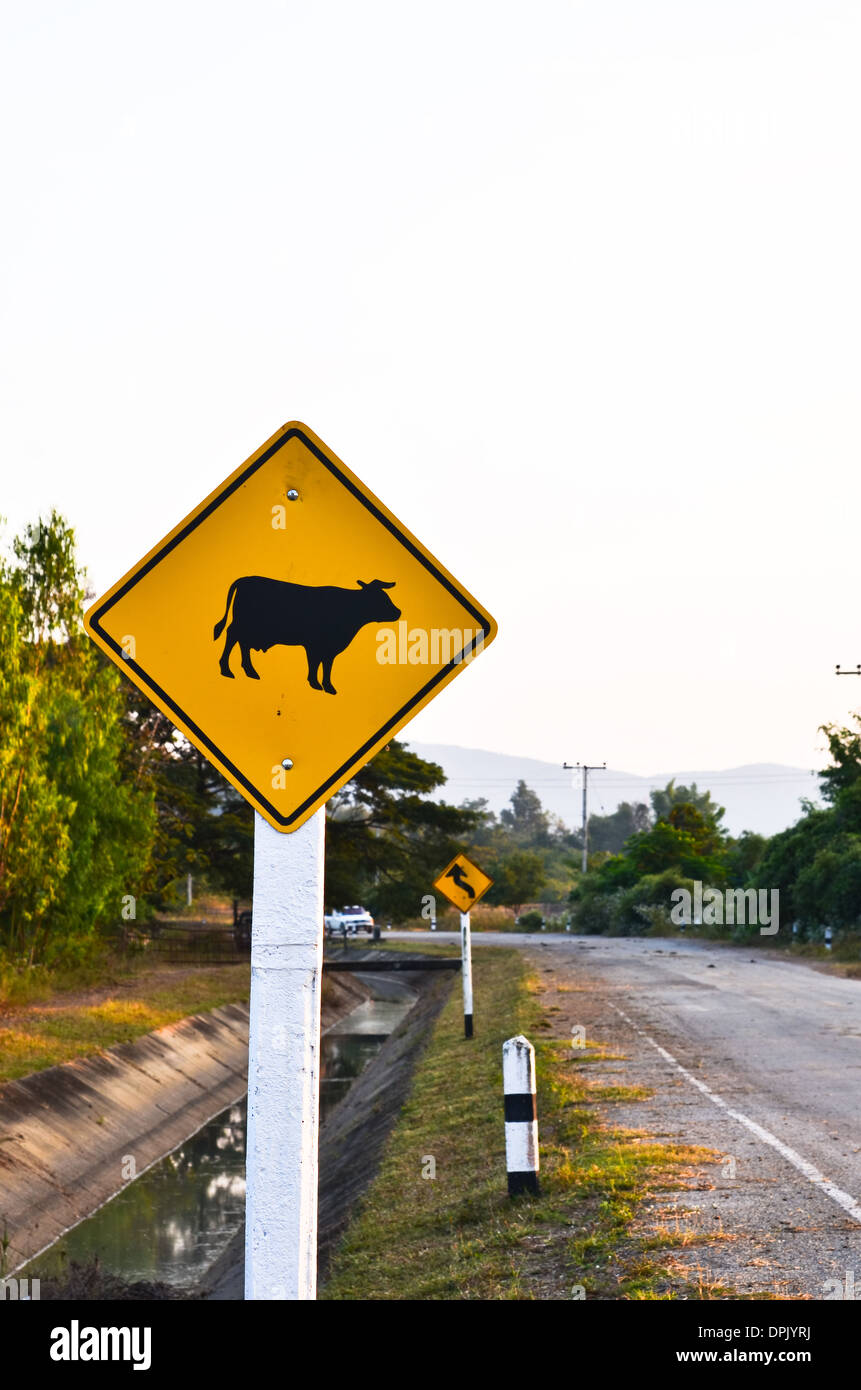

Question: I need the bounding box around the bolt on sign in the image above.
[84,423,497,830]
[433,852,493,914]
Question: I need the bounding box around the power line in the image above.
[437,771,821,788]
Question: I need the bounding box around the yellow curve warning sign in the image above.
[433,852,494,913]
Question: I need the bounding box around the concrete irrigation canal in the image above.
[4,957,454,1297]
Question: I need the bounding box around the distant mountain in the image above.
[407,743,824,838]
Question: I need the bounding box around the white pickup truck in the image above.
[324,904,375,937]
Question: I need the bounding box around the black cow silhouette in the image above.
[446,863,475,899]
[213,576,400,692]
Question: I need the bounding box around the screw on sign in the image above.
[433,852,493,1038]
[84,421,497,1300]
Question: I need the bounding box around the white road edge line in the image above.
[612,1004,861,1228]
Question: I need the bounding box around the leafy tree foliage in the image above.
[649,779,726,830]
[750,717,861,933]
[499,780,552,846]
[570,780,743,934]
[118,686,253,909]
[0,515,155,966]
[483,848,546,913]
[623,805,727,883]
[582,800,651,853]
[819,718,861,803]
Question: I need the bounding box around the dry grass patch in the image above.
[0,966,250,1083]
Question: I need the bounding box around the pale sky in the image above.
[3,1,860,776]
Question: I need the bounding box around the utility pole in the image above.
[563,761,606,874]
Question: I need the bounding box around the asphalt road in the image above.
[390,930,861,1297]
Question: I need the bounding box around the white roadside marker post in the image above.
[245,807,325,1300]
[461,911,474,1038]
[502,1035,540,1196]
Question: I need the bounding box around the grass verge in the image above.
[0,965,250,1084]
[321,946,729,1300]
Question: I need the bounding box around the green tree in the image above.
[568,781,733,934]
[752,809,829,930]
[0,578,73,958]
[0,514,155,966]
[499,780,551,846]
[750,716,861,933]
[818,717,861,803]
[485,849,545,912]
[649,779,726,830]
[584,800,651,853]
[724,829,767,884]
[622,803,727,882]
[118,687,252,910]
[795,837,861,930]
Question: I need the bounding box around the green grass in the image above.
[0,966,250,1084]
[321,947,719,1300]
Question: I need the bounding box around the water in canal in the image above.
[23,976,415,1288]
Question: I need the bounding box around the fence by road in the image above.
[106,921,247,965]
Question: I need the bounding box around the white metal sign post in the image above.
[433,852,492,1040]
[245,809,325,1301]
[461,912,474,1038]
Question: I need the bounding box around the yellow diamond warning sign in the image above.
[433,852,493,914]
[84,422,497,831]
